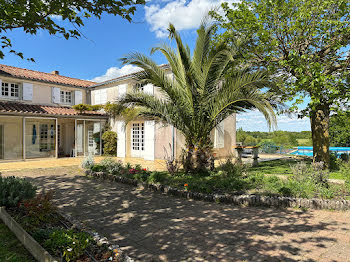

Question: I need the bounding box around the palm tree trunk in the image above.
[183,144,195,173]
[310,103,330,169]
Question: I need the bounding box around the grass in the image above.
[0,221,36,262]
[247,158,349,180]
[248,159,302,175]
[296,139,312,146]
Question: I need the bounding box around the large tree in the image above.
[116,22,276,172]
[211,0,350,168]
[0,0,145,60]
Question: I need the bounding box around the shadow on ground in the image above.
[4,167,350,262]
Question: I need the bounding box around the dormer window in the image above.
[1,82,19,99]
[60,90,72,104]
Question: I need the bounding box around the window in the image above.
[60,90,72,104]
[40,124,48,151]
[57,125,61,147]
[132,123,144,151]
[1,82,19,99]
[133,82,144,93]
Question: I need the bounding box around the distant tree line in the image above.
[238,109,350,149]
[236,128,312,148]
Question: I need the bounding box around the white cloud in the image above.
[145,0,239,38]
[236,110,311,132]
[90,65,141,82]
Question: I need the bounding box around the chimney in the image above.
[51,70,59,75]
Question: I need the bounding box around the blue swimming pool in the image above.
[290,147,350,157]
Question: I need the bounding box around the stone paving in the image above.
[0,157,167,172]
[3,166,350,262]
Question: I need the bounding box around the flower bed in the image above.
[0,175,132,262]
[84,157,350,210]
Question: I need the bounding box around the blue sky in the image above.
[1,0,310,132]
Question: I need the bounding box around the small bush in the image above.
[44,229,93,262]
[0,176,36,208]
[216,158,244,177]
[102,131,117,156]
[148,172,167,184]
[20,191,57,229]
[81,155,94,169]
[91,164,105,172]
[100,158,123,174]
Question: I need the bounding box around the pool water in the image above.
[290,147,350,157]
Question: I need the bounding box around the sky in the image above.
[1,0,310,132]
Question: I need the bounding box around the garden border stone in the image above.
[88,171,350,211]
[0,207,58,262]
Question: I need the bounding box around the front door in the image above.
[131,122,144,158]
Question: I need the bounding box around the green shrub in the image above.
[0,176,36,208]
[216,158,243,177]
[102,131,117,155]
[91,164,105,172]
[20,191,57,230]
[148,172,167,184]
[330,152,341,170]
[134,172,149,182]
[44,229,93,262]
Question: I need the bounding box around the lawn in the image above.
[248,158,349,180]
[0,221,36,262]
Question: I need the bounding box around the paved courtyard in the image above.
[3,166,350,262]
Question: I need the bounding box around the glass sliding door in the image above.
[25,118,56,159]
[0,125,3,159]
[0,117,23,160]
[85,121,102,156]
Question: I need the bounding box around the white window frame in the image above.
[1,81,20,99]
[60,90,73,104]
[133,82,144,93]
[131,122,145,157]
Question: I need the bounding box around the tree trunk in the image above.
[310,104,330,169]
[183,144,194,173]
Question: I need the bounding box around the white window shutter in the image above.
[116,121,126,157]
[144,84,154,95]
[144,120,155,160]
[52,87,61,103]
[214,122,225,148]
[74,90,83,105]
[100,89,107,104]
[118,84,127,99]
[93,90,101,105]
[23,83,33,101]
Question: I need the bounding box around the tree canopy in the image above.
[330,111,350,147]
[211,0,350,167]
[0,0,145,60]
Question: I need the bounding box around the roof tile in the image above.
[0,64,95,88]
[0,101,106,117]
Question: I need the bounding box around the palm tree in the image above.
[117,22,277,172]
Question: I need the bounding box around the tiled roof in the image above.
[0,64,95,88]
[0,101,106,117]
